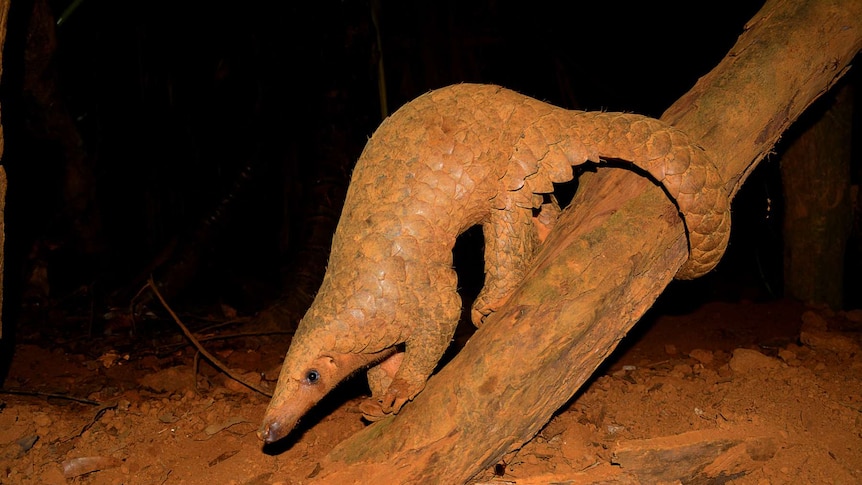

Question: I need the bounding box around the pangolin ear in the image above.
[315,354,337,369]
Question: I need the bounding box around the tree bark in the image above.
[780,82,853,309]
[308,0,862,483]
[0,0,10,339]
[24,0,104,257]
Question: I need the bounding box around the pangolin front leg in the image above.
[365,266,462,418]
[360,352,404,421]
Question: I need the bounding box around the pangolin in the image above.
[257,83,730,444]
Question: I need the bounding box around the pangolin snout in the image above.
[257,418,288,444]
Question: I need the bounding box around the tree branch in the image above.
[307,0,862,482]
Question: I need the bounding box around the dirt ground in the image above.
[1,296,861,484]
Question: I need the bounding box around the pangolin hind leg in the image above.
[471,197,561,326]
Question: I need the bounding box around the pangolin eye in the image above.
[305,370,320,384]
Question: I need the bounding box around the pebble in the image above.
[778,348,795,360]
[801,311,828,332]
[729,348,782,374]
[33,413,52,428]
[844,309,862,323]
[800,329,859,354]
[689,348,714,365]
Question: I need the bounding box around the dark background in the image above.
[0,0,859,346]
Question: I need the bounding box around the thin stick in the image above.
[146,277,272,397]
[0,389,101,405]
[61,402,119,443]
[156,330,294,353]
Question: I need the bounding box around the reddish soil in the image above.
[2,298,861,484]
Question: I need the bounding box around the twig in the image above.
[156,330,294,353]
[61,401,119,443]
[196,330,295,341]
[191,317,252,334]
[0,389,101,405]
[129,282,152,334]
[146,277,273,397]
[193,351,202,392]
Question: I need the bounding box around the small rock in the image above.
[844,309,862,323]
[801,311,828,332]
[671,363,693,378]
[38,465,67,485]
[689,349,714,365]
[777,348,797,363]
[16,434,39,452]
[139,367,195,394]
[263,364,283,382]
[664,344,678,356]
[800,329,860,354]
[729,348,782,374]
[223,371,260,393]
[32,413,52,428]
[541,418,567,440]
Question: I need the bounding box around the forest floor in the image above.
[1,295,861,484]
